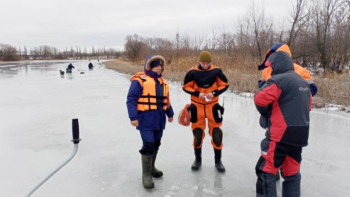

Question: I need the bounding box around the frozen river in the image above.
[0,60,349,197]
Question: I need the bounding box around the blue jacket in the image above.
[126,55,174,130]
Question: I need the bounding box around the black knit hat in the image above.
[150,59,163,68]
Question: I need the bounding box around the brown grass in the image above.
[313,71,350,106]
[103,56,350,107]
[104,59,144,74]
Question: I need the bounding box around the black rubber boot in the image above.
[191,148,202,171]
[151,152,163,178]
[214,149,225,172]
[141,154,154,189]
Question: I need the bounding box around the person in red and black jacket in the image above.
[183,51,228,172]
[254,50,312,197]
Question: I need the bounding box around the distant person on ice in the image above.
[182,51,229,172]
[88,62,93,70]
[254,49,312,197]
[126,55,174,189]
[66,63,75,73]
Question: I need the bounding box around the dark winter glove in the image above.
[309,83,318,97]
[259,115,268,129]
[258,79,266,88]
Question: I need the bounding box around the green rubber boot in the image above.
[141,154,154,189]
[152,152,163,178]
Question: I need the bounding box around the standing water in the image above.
[0,60,349,197]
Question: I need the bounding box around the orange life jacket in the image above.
[131,72,170,111]
[261,43,314,84]
[262,63,313,83]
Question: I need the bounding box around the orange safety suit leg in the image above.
[189,100,224,150]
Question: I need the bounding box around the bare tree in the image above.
[248,2,272,59]
[287,0,310,47]
[124,34,149,60]
[0,44,19,61]
[328,0,350,72]
[23,46,28,59]
[217,32,236,55]
[312,0,343,69]
[175,33,180,57]
[235,14,252,58]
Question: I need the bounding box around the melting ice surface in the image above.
[0,61,349,197]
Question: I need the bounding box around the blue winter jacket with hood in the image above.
[126,55,174,130]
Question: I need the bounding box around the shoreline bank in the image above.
[103,59,350,111]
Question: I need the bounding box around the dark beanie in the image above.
[150,59,163,68]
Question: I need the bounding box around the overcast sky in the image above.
[0,0,293,50]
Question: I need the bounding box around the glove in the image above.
[309,83,318,97]
[259,115,268,129]
[258,79,266,88]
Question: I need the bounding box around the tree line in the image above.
[2,0,349,73]
[0,44,121,61]
[124,0,350,73]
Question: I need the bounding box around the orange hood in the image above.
[258,43,292,71]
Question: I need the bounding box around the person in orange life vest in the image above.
[126,55,174,189]
[254,51,312,197]
[257,43,318,96]
[182,51,229,172]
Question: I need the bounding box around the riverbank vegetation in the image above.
[104,55,350,108]
[0,43,121,61]
[104,0,350,107]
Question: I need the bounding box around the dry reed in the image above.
[104,56,350,107]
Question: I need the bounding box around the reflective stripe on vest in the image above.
[134,75,169,111]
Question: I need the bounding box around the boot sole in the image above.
[142,178,154,188]
[191,165,201,171]
[216,168,225,172]
[152,173,163,178]
[143,184,154,189]
[215,164,226,172]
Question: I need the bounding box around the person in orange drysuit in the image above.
[182,51,229,172]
